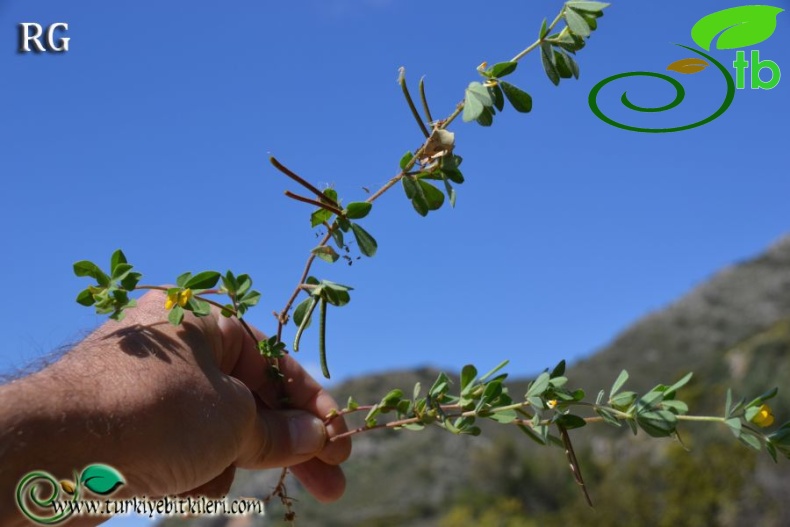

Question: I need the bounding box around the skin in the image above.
[0,290,351,525]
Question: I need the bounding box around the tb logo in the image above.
[18,22,70,53]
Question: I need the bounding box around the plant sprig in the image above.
[71,1,790,522]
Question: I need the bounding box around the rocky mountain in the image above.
[160,235,790,527]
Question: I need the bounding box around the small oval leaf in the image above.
[691,5,784,51]
[501,82,533,113]
[666,57,709,74]
[350,223,378,257]
[184,271,221,290]
[311,246,340,263]
[345,201,372,220]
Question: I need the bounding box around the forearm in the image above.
[0,356,115,526]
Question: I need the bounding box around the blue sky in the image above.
[1,1,788,524]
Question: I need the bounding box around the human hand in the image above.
[0,289,351,524]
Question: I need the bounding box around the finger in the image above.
[219,317,352,466]
[235,409,328,470]
[289,458,347,503]
[178,465,236,499]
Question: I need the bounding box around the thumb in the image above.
[235,409,328,469]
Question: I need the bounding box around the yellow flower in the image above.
[547,399,558,409]
[752,404,775,428]
[165,288,193,310]
[477,61,488,72]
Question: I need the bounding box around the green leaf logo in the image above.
[79,464,125,496]
[691,5,784,51]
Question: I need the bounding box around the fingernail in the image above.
[287,412,326,455]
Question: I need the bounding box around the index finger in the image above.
[217,315,351,466]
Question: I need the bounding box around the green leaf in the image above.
[402,176,417,200]
[331,228,344,249]
[184,271,220,290]
[488,61,518,78]
[380,389,404,407]
[661,400,689,414]
[747,387,779,408]
[691,5,784,51]
[442,176,456,208]
[500,82,533,113]
[110,250,127,273]
[346,396,359,411]
[293,297,316,329]
[610,370,629,397]
[240,290,261,308]
[350,223,378,257]
[539,17,549,39]
[418,180,445,211]
[527,372,551,398]
[463,87,484,122]
[610,391,637,409]
[463,81,494,122]
[399,151,414,170]
[176,272,192,288]
[73,260,103,280]
[565,7,591,38]
[565,1,610,12]
[550,360,566,378]
[467,81,494,106]
[518,424,547,445]
[440,155,465,184]
[168,305,185,325]
[556,414,587,430]
[188,298,211,317]
[554,51,579,79]
[311,208,333,228]
[337,217,352,232]
[429,372,451,397]
[236,274,252,296]
[489,84,505,112]
[636,410,677,437]
[479,360,509,382]
[725,388,733,418]
[665,372,693,397]
[582,11,598,31]
[110,263,133,282]
[541,42,560,86]
[322,188,338,204]
[738,432,762,451]
[489,409,517,424]
[76,288,96,306]
[766,441,779,463]
[345,202,372,220]
[476,106,494,127]
[595,407,622,427]
[553,30,586,53]
[120,272,141,291]
[80,464,125,496]
[221,271,238,294]
[461,364,477,391]
[312,246,340,263]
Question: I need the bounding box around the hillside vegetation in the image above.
[160,235,790,526]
